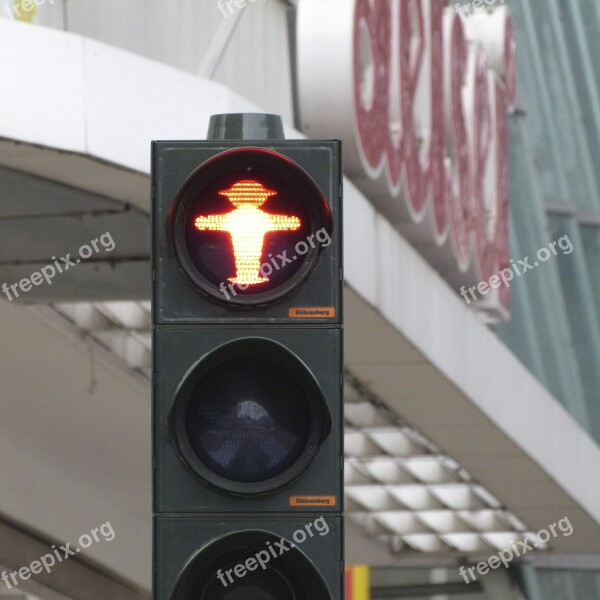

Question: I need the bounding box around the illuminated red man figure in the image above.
[194,180,301,285]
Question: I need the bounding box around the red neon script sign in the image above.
[298,0,516,319]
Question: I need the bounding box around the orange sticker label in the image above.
[288,307,336,318]
[289,495,336,507]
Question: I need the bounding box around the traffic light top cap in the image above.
[207,113,285,141]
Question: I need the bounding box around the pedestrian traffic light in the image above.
[165,146,334,309]
[152,113,343,599]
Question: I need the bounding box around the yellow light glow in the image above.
[194,180,301,285]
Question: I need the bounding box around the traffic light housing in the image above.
[154,141,341,323]
[152,113,343,598]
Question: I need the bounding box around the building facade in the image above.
[0,0,599,598]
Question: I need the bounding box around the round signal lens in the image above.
[171,531,331,600]
[169,148,332,307]
[172,338,329,494]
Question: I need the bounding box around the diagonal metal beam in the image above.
[198,8,245,79]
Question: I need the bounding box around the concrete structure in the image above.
[0,1,599,598]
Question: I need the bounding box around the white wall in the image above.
[0,303,151,588]
[11,0,296,125]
